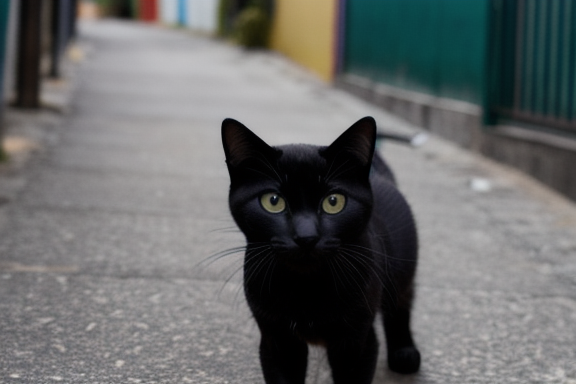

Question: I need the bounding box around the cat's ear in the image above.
[222,118,277,169]
[323,116,376,172]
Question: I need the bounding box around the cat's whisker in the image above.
[196,243,270,285]
[244,248,274,281]
[323,158,354,183]
[245,166,281,183]
[344,243,418,263]
[208,225,242,234]
[260,253,277,296]
[337,247,400,304]
[338,248,384,277]
[194,246,246,270]
[327,165,358,183]
[199,242,267,264]
[325,258,342,296]
[211,228,242,234]
[256,155,284,184]
[246,244,275,261]
[327,257,352,292]
[332,254,374,314]
[244,246,274,274]
[217,262,245,298]
[215,243,274,301]
[323,157,341,182]
[245,250,277,296]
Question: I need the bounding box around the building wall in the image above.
[137,0,158,22]
[270,0,337,82]
[186,0,218,33]
[159,0,178,25]
[160,0,217,33]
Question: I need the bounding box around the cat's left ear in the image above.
[323,116,376,174]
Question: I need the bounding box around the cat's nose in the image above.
[293,235,320,250]
[292,214,319,250]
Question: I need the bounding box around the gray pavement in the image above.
[1,19,576,384]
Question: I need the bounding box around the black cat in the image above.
[222,117,420,384]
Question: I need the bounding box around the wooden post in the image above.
[15,0,42,108]
[69,0,78,38]
[50,0,66,78]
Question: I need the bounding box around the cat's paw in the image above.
[388,346,420,374]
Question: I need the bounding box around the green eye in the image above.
[322,194,346,214]
[260,193,286,213]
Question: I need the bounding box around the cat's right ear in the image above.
[221,118,277,169]
[322,116,376,176]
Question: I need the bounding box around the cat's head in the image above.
[222,117,376,270]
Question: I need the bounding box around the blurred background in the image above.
[0,0,575,202]
[0,2,575,383]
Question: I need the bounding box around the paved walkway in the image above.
[1,20,575,384]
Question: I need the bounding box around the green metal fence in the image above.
[343,0,491,105]
[488,0,576,134]
[0,1,10,97]
[0,0,11,158]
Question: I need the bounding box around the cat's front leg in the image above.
[326,325,379,384]
[258,325,308,384]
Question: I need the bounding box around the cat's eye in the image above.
[260,193,286,214]
[322,194,346,214]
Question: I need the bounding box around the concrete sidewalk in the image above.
[1,20,575,384]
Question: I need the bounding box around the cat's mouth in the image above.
[270,238,340,270]
[272,237,339,253]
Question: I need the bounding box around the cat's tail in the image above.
[372,130,427,184]
[376,132,428,147]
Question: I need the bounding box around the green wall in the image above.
[0,0,10,160]
[0,1,10,95]
[343,0,490,104]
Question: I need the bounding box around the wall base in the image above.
[336,74,576,203]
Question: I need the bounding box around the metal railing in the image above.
[491,0,576,134]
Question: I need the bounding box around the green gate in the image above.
[488,0,576,134]
[343,0,490,105]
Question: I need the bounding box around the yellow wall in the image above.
[270,0,337,82]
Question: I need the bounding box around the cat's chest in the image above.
[249,275,359,326]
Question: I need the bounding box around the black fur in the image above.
[222,117,420,384]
